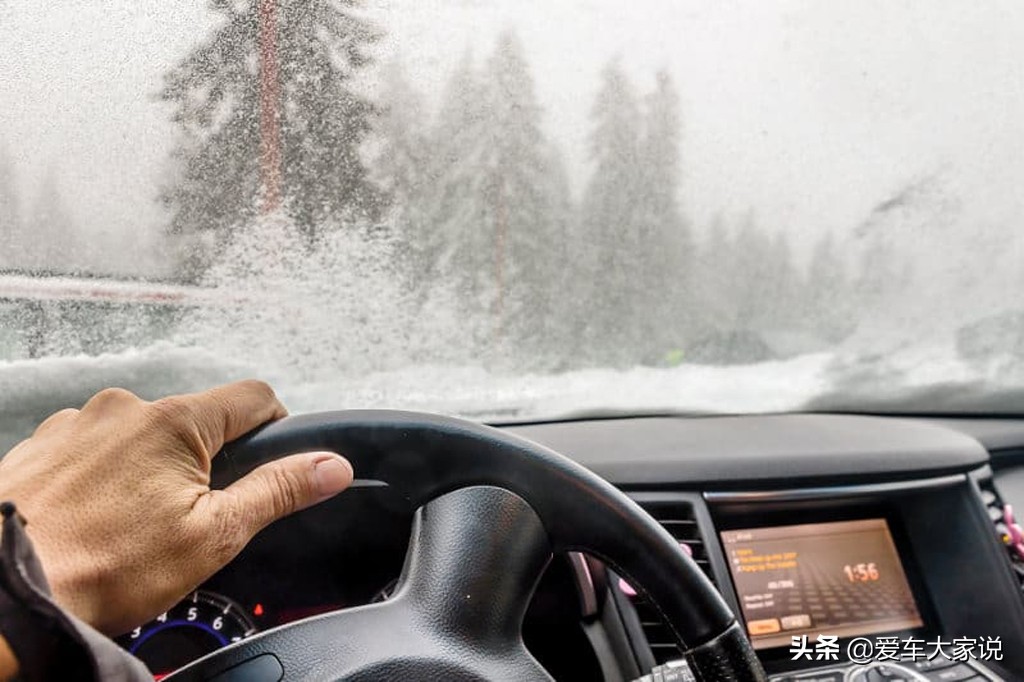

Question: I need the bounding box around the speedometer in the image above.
[115,590,257,679]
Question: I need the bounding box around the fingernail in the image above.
[313,455,354,498]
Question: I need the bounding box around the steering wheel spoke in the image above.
[167,487,555,681]
[393,486,553,648]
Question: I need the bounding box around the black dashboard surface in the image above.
[504,414,990,488]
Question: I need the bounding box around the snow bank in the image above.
[0,343,246,452]
[7,332,1024,458]
[0,342,834,454]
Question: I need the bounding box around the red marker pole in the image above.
[258,0,282,213]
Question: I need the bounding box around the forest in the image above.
[0,0,908,371]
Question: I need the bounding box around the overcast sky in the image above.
[3,0,1024,276]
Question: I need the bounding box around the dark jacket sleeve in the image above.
[0,503,152,682]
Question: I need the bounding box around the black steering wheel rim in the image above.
[169,410,765,682]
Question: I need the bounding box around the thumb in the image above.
[212,451,353,540]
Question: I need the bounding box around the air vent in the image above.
[623,500,717,665]
[978,477,1024,590]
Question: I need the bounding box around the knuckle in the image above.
[240,379,276,401]
[235,380,279,411]
[213,393,244,432]
[85,387,138,409]
[34,408,79,435]
[147,398,211,460]
[149,397,197,431]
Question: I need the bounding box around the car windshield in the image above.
[2,1,1024,445]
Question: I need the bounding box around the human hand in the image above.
[0,380,353,636]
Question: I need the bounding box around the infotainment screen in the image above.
[720,518,923,650]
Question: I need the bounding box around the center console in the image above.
[620,472,1024,682]
[720,517,923,650]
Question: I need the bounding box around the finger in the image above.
[198,452,353,560]
[156,380,288,455]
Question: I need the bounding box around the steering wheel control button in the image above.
[767,670,844,682]
[923,664,981,682]
[647,659,696,682]
[208,654,284,682]
[846,663,931,682]
[910,658,959,673]
[664,659,694,682]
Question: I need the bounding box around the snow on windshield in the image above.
[4,1,1024,449]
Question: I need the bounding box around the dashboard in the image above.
[118,413,1024,681]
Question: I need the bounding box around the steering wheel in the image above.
[165,411,766,682]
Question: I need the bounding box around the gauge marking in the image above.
[126,619,226,654]
[114,589,258,677]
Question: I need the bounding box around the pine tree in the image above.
[692,214,741,335]
[374,61,428,204]
[422,35,573,364]
[729,215,803,336]
[580,59,645,366]
[730,213,773,331]
[419,50,491,304]
[161,0,383,278]
[806,232,853,342]
[372,59,434,292]
[762,231,801,329]
[857,238,909,302]
[0,146,21,270]
[635,70,692,359]
[480,31,572,358]
[27,168,77,274]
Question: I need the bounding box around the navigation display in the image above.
[720,518,923,650]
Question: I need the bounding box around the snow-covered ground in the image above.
[5,331,1024,457]
[0,342,835,453]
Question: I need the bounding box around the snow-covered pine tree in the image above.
[580,59,645,367]
[161,0,383,279]
[635,69,692,360]
[692,214,741,335]
[760,230,802,330]
[806,232,854,342]
[372,59,434,293]
[27,168,77,274]
[480,31,573,361]
[727,214,804,339]
[420,51,490,305]
[0,146,21,270]
[421,34,573,365]
[730,214,775,332]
